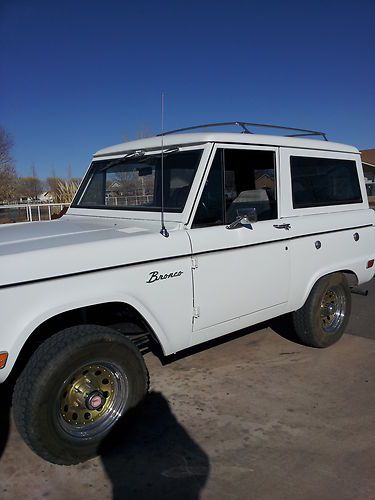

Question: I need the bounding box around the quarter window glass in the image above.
[291,157,362,208]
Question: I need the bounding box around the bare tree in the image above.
[136,126,153,139]
[46,176,61,193]
[30,163,37,179]
[17,176,43,200]
[0,127,17,202]
[46,176,81,203]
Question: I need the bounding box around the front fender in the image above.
[0,259,193,382]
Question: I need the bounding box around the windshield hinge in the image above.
[193,306,200,319]
[191,257,198,270]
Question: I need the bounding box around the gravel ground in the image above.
[0,279,374,500]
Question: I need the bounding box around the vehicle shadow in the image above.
[150,315,301,367]
[268,314,301,344]
[0,381,12,462]
[99,391,210,500]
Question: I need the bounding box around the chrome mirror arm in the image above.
[226,215,253,230]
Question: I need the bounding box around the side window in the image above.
[224,149,277,223]
[291,156,362,209]
[192,148,277,227]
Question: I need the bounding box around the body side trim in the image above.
[0,224,372,290]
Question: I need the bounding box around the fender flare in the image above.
[8,293,172,377]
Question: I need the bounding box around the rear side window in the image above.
[291,156,362,209]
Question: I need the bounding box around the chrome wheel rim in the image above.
[320,286,346,333]
[57,361,128,439]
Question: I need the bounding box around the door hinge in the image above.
[193,306,200,319]
[191,257,198,270]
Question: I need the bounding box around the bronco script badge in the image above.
[146,270,183,284]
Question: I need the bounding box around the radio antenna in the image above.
[160,92,169,238]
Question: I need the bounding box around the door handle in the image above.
[273,223,291,230]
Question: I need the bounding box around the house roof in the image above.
[361,149,375,166]
[94,132,359,158]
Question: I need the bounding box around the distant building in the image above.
[38,192,54,203]
[361,149,375,207]
[361,149,375,182]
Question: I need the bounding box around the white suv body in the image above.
[1,129,374,464]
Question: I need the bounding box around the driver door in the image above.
[187,145,291,337]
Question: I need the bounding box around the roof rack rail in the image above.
[158,121,328,141]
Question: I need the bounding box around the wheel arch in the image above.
[296,268,357,312]
[9,299,168,384]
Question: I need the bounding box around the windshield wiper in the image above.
[126,147,179,159]
[99,147,180,170]
[137,147,180,162]
[164,147,180,154]
[124,150,145,159]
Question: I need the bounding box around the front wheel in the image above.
[12,325,149,465]
[292,273,351,348]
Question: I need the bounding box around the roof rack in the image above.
[158,121,328,141]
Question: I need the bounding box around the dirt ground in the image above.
[0,279,374,500]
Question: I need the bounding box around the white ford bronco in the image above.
[1,122,374,465]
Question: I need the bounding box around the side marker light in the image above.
[0,352,8,369]
[367,259,374,269]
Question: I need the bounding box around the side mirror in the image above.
[238,207,257,223]
[226,208,257,230]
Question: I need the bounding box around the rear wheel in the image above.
[12,325,149,465]
[292,273,351,348]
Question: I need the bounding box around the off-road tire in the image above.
[12,325,149,465]
[292,273,351,348]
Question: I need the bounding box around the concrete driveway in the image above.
[0,279,374,500]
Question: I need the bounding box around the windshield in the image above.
[72,149,203,212]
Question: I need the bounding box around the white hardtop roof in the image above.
[94,132,359,158]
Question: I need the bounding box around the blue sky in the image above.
[1,0,374,178]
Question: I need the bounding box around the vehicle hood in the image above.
[0,216,189,287]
